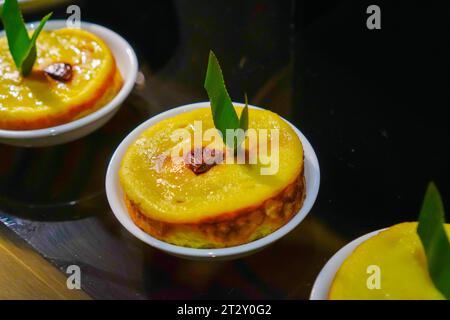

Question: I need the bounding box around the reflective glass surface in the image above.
[0,0,449,299]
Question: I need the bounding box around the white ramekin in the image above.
[0,20,138,147]
[106,102,321,261]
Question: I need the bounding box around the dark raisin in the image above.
[44,63,73,82]
[185,148,219,175]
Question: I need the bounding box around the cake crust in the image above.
[125,171,306,249]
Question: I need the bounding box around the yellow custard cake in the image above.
[119,107,305,248]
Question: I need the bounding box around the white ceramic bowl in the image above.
[310,229,384,300]
[0,20,138,147]
[106,102,321,261]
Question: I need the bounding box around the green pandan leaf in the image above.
[417,182,450,299]
[21,12,52,76]
[204,51,248,150]
[1,0,30,69]
[240,93,249,132]
[1,0,52,76]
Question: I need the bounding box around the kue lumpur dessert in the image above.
[329,184,450,300]
[0,0,123,130]
[119,52,306,248]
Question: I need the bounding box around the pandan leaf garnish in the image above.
[0,0,52,76]
[417,182,450,299]
[204,51,248,151]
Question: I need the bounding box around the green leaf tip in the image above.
[1,0,52,77]
[240,93,249,132]
[417,182,450,299]
[204,50,249,150]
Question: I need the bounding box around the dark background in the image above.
[294,0,450,236]
[0,0,448,299]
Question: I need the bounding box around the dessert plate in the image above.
[310,229,384,300]
[106,102,321,261]
[0,20,138,147]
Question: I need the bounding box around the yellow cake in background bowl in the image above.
[0,27,123,130]
[0,20,138,147]
[311,222,450,300]
[329,222,450,300]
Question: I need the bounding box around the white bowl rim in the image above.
[106,102,321,258]
[310,229,386,300]
[0,20,138,139]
